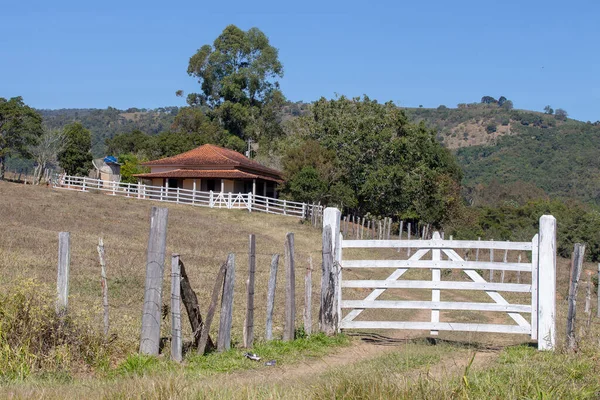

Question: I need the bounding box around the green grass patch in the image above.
[185,333,350,375]
[453,345,600,399]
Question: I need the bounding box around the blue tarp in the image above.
[104,156,118,164]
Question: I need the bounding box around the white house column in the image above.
[221,179,225,193]
[192,179,197,192]
[252,179,256,196]
[263,181,267,197]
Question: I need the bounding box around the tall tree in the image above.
[0,97,43,179]
[58,123,93,176]
[185,25,284,142]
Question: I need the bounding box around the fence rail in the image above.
[52,174,323,220]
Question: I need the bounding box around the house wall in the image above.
[151,178,163,187]
[223,179,235,193]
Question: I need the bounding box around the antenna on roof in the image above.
[246,138,254,159]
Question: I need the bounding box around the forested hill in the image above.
[35,101,600,206]
[38,107,178,156]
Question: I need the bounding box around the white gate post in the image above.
[323,207,342,333]
[538,215,557,350]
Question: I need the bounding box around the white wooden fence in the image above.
[323,208,557,350]
[52,174,323,220]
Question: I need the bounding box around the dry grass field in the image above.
[1,180,599,399]
[0,180,328,349]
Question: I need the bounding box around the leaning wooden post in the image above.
[566,243,585,351]
[243,234,256,348]
[197,261,227,355]
[265,254,280,340]
[321,207,342,335]
[57,232,71,316]
[283,233,296,341]
[538,215,557,351]
[97,238,109,336]
[304,257,313,335]
[217,253,235,352]
[139,206,169,355]
[170,254,182,362]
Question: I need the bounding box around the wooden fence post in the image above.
[321,207,341,334]
[407,222,411,256]
[501,247,508,283]
[489,239,495,282]
[57,232,71,316]
[283,233,296,341]
[243,234,256,348]
[538,215,557,351]
[584,272,592,317]
[198,260,227,355]
[97,238,109,336]
[217,253,235,352]
[386,218,392,240]
[171,254,182,362]
[598,263,600,319]
[265,254,280,340]
[139,206,169,355]
[304,257,313,335]
[566,243,585,351]
[320,225,335,334]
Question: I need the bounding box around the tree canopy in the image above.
[0,97,43,178]
[58,122,93,176]
[185,25,285,142]
[281,96,463,224]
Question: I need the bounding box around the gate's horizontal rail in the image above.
[341,300,531,313]
[340,321,531,334]
[343,259,532,272]
[342,239,532,251]
[342,280,531,292]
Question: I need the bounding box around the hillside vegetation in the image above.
[39,107,178,156]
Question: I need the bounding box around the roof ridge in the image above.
[207,144,241,166]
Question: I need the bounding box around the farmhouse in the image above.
[134,144,283,198]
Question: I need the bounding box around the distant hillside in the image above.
[403,103,586,149]
[455,122,600,205]
[31,101,600,207]
[39,107,178,156]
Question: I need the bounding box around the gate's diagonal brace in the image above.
[342,248,430,323]
[443,249,531,329]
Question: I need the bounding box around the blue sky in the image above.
[1,0,598,121]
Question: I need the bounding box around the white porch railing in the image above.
[52,174,323,220]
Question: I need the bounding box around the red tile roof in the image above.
[133,168,283,183]
[141,144,282,180]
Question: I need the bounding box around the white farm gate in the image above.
[321,208,557,350]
